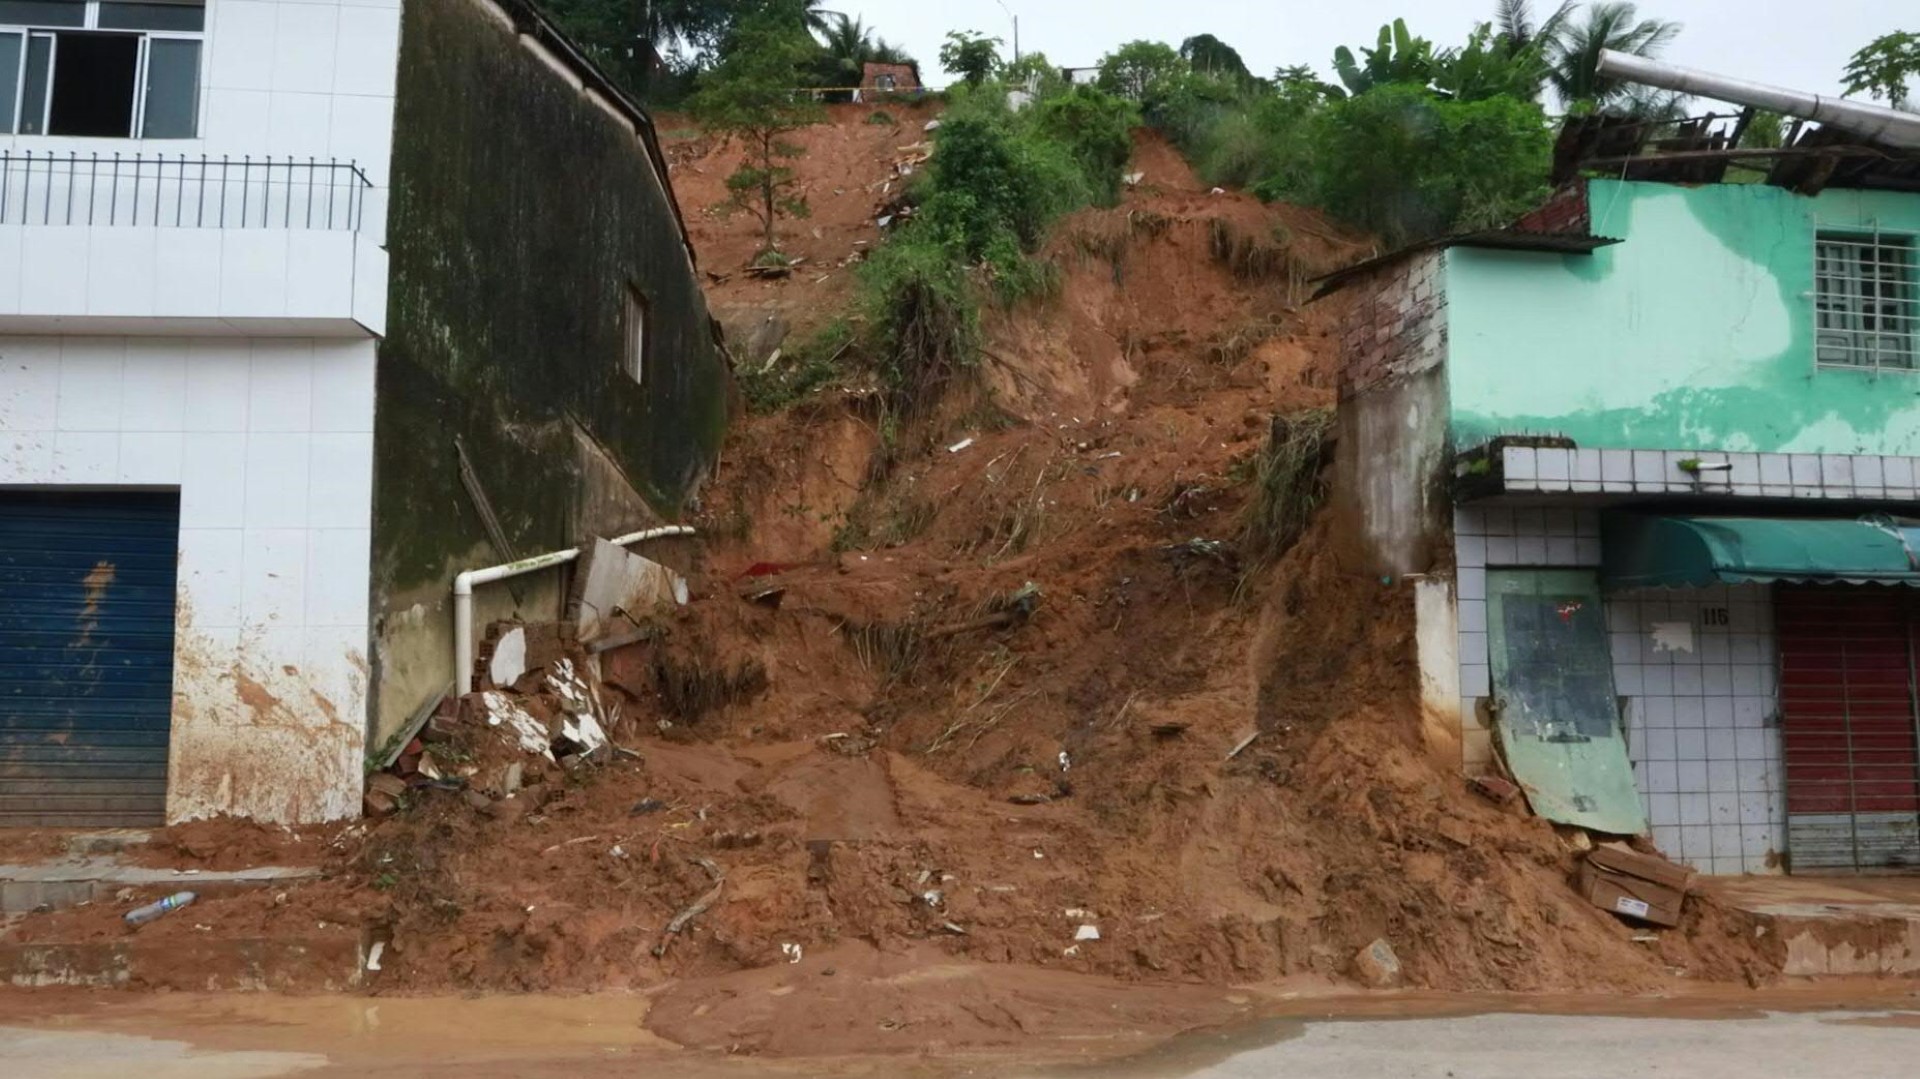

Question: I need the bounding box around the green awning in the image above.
[1601,515,1920,589]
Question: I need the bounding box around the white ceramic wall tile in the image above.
[1601,449,1633,485]
[266,91,336,159]
[248,346,315,432]
[243,432,314,528]
[1613,584,1783,875]
[332,5,403,98]
[53,431,119,481]
[117,432,186,485]
[240,527,310,628]
[178,527,246,629]
[57,347,125,430]
[209,0,281,92]
[305,528,372,626]
[1456,535,1487,568]
[272,3,344,95]
[307,432,374,528]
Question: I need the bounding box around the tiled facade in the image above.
[1451,505,1603,773]
[1451,503,1785,875]
[1612,586,1782,876]
[1499,445,1920,501]
[0,333,375,823]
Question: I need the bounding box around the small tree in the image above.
[1843,31,1920,109]
[692,6,824,261]
[1097,40,1187,102]
[1179,33,1252,82]
[940,31,1002,86]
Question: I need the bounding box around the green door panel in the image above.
[1487,568,1647,836]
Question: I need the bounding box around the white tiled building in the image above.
[0,0,730,829]
[0,0,395,826]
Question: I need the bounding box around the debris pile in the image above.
[10,117,1787,1014]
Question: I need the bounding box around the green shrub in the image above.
[736,319,857,413]
[859,235,979,415]
[1030,87,1139,204]
[1294,84,1550,245]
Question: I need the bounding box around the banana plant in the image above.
[1333,19,1439,96]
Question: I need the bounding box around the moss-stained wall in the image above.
[369,0,728,743]
[1447,180,1920,454]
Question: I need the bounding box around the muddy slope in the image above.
[8,124,1779,1027]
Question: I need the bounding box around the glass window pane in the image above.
[19,31,47,134]
[0,33,20,134]
[0,1,81,28]
[139,36,197,137]
[97,2,204,32]
[0,1,84,28]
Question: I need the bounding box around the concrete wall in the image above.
[1332,251,1452,577]
[368,0,729,748]
[0,334,375,823]
[1446,181,1920,456]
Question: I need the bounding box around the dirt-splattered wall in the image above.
[369,0,729,748]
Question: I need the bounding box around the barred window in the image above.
[1816,231,1918,371]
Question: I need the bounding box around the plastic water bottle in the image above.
[124,891,196,926]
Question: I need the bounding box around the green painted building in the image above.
[1329,169,1920,880]
[1447,180,1920,456]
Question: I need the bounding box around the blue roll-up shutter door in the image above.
[0,492,178,826]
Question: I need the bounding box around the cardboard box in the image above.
[1587,844,1695,893]
[1577,860,1685,928]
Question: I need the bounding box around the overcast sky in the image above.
[831,0,1898,100]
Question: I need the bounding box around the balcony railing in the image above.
[0,152,372,231]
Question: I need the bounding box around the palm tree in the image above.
[1546,2,1683,110]
[814,13,913,89]
[1495,0,1576,51]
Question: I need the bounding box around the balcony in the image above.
[0,152,386,338]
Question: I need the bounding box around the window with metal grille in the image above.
[1816,230,1919,372]
[0,0,203,139]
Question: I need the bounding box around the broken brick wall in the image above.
[1330,250,1452,578]
[367,0,730,751]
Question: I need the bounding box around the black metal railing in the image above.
[0,152,372,231]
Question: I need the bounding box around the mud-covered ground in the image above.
[3,114,1787,1056]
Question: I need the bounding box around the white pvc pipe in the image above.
[452,525,696,695]
[1596,49,1920,150]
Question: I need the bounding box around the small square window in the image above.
[1816,231,1917,371]
[623,286,649,385]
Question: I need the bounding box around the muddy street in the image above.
[4,984,1919,1078]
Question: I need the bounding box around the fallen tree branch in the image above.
[653,857,725,958]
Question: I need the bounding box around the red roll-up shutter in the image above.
[1776,586,1920,872]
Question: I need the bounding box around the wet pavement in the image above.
[1,985,1918,1078]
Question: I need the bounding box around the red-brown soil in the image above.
[4,119,1781,1058]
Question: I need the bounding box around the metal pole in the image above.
[993,0,1020,62]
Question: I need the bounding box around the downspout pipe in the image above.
[451,525,696,697]
[1596,49,1920,150]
